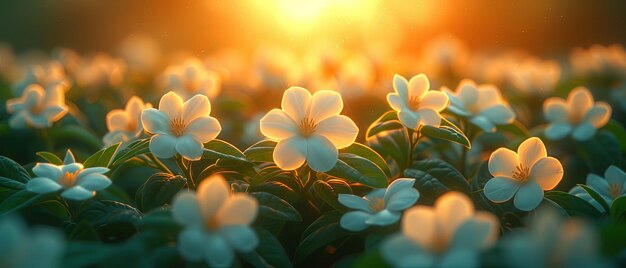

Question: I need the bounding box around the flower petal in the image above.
[456,80,479,105]
[281,86,311,123]
[273,136,307,170]
[567,87,594,123]
[183,116,221,143]
[385,188,420,211]
[517,137,547,168]
[159,91,183,120]
[340,211,371,231]
[338,194,373,213]
[420,91,448,112]
[585,174,611,198]
[513,181,543,211]
[177,227,206,261]
[204,234,235,267]
[182,94,211,122]
[106,110,129,132]
[61,186,95,200]
[403,206,435,248]
[315,115,358,149]
[366,209,401,226]
[149,134,178,159]
[451,211,499,250]
[484,177,520,203]
[197,175,229,220]
[306,135,339,172]
[572,122,597,141]
[392,74,409,101]
[309,90,343,123]
[172,192,204,227]
[530,157,563,190]
[141,108,171,135]
[544,123,572,140]
[32,163,62,179]
[216,193,258,226]
[383,178,416,205]
[584,102,611,128]
[417,109,441,127]
[381,234,432,268]
[176,135,204,161]
[543,97,569,123]
[476,84,503,108]
[75,173,111,191]
[488,148,519,178]
[26,177,63,194]
[387,93,405,111]
[480,104,515,125]
[470,116,496,133]
[435,192,474,244]
[438,249,479,268]
[259,109,298,140]
[408,74,430,99]
[398,110,420,129]
[220,226,259,253]
[605,165,626,189]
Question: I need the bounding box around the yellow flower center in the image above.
[512,165,531,183]
[408,95,421,110]
[609,183,622,199]
[59,171,80,188]
[368,197,386,212]
[299,117,317,137]
[205,216,219,230]
[170,118,186,137]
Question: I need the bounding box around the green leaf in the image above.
[576,131,622,173]
[577,184,611,213]
[135,173,187,212]
[49,124,102,150]
[250,192,302,222]
[312,180,348,212]
[611,196,626,222]
[110,139,150,166]
[325,153,388,188]
[244,140,277,163]
[295,211,351,263]
[496,120,530,138]
[77,200,142,242]
[240,227,293,268]
[0,176,25,191]
[83,142,122,168]
[135,208,182,237]
[0,190,51,215]
[544,191,603,218]
[341,143,392,178]
[203,139,250,163]
[367,129,410,173]
[410,158,470,191]
[366,111,403,139]
[36,151,64,165]
[420,123,471,148]
[0,155,31,183]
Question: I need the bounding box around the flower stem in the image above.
[175,155,195,189]
[148,154,172,174]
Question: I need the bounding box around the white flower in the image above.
[543,87,612,141]
[483,137,564,211]
[442,79,516,132]
[259,87,359,172]
[570,165,626,212]
[501,207,608,268]
[0,216,65,268]
[160,58,221,100]
[387,74,449,129]
[6,84,68,129]
[338,178,419,231]
[382,192,498,268]
[171,175,259,267]
[103,96,152,146]
[508,58,561,96]
[74,53,126,90]
[12,61,71,96]
[141,91,221,161]
[570,44,626,78]
[25,150,111,201]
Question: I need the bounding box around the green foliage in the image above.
[544,191,603,218]
[135,173,187,212]
[83,142,121,168]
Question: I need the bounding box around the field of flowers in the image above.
[1,35,626,267]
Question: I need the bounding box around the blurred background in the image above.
[1,0,625,56]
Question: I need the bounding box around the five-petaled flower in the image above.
[141,91,222,161]
[259,86,359,172]
[382,192,499,268]
[26,150,111,201]
[160,58,222,100]
[483,137,564,211]
[543,87,612,141]
[171,175,258,267]
[103,96,152,146]
[338,178,420,231]
[6,84,68,129]
[387,74,449,129]
[570,165,626,212]
[442,79,516,132]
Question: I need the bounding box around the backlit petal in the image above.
[259,109,298,140]
[529,157,563,190]
[488,148,519,178]
[281,86,311,122]
[517,137,547,168]
[314,115,358,149]
[309,90,343,123]
[273,136,307,170]
[484,177,520,203]
[306,135,338,172]
[513,182,543,211]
